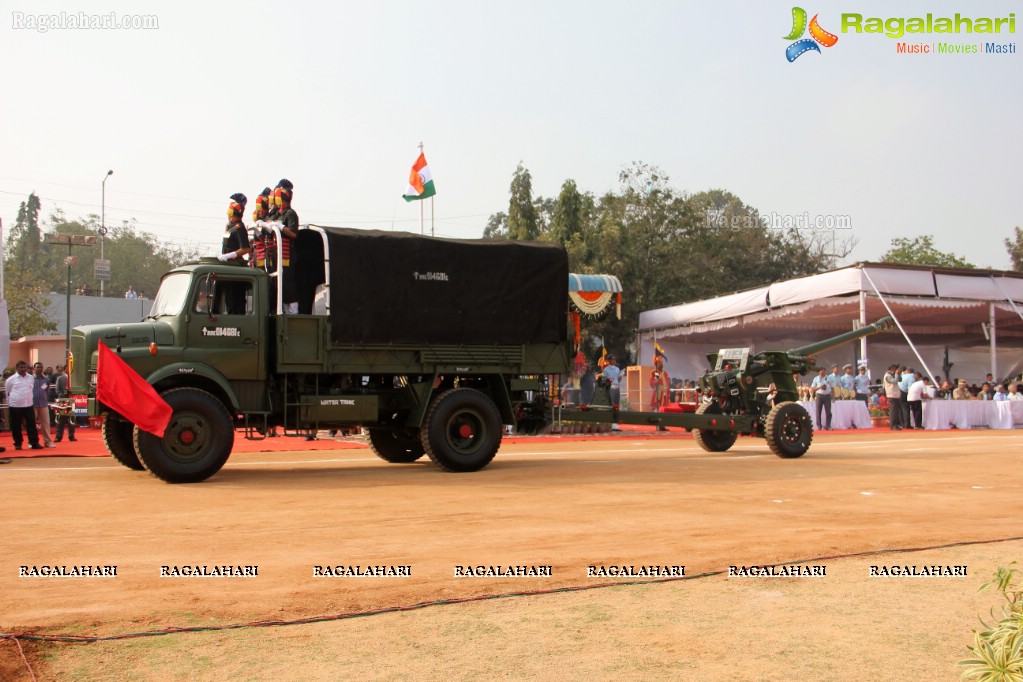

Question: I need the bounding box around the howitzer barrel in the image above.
[789,317,894,357]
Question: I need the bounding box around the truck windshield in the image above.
[147,272,192,318]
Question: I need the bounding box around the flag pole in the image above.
[418,141,425,235]
[431,196,435,237]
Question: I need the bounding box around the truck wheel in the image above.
[133,387,234,483]
[693,402,738,452]
[102,418,145,471]
[367,428,425,463]
[765,401,813,458]
[420,388,502,472]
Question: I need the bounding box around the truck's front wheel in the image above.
[102,417,145,470]
[133,387,234,483]
[420,388,502,472]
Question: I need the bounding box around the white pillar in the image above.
[990,302,997,380]
[859,290,868,365]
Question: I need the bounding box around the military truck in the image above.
[71,226,571,483]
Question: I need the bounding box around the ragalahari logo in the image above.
[784,7,839,61]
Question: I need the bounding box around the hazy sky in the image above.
[2,0,1020,272]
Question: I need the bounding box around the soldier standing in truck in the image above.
[249,187,272,271]
[219,193,251,314]
[275,179,300,313]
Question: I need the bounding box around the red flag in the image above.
[97,341,172,437]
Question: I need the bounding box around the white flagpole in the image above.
[431,196,435,237]
[418,141,425,235]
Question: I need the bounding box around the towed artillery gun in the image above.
[559,317,894,458]
[691,317,895,456]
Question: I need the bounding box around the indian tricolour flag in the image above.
[402,152,436,202]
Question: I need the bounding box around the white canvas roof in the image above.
[637,263,1023,384]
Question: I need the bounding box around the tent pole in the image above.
[990,302,997,381]
[862,269,937,385]
[990,275,1023,323]
[859,290,868,366]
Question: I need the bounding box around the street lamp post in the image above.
[100,169,113,297]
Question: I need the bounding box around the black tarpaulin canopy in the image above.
[294,227,568,345]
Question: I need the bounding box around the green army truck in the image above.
[71,227,571,483]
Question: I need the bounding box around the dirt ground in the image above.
[2,429,1021,680]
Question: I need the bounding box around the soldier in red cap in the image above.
[274,179,299,313]
[249,187,273,272]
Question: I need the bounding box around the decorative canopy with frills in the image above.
[568,273,622,320]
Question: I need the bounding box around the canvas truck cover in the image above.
[314,227,568,345]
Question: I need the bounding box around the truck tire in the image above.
[420,388,502,472]
[693,402,738,453]
[765,401,813,458]
[367,428,426,463]
[102,418,145,471]
[133,387,235,483]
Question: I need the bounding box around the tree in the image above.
[506,163,539,241]
[33,208,202,300]
[2,263,56,339]
[880,236,974,268]
[482,212,508,239]
[7,193,43,270]
[482,163,846,366]
[1004,226,1023,271]
[550,180,588,244]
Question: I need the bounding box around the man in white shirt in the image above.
[906,371,930,429]
[1009,383,1023,401]
[811,368,833,430]
[883,364,903,431]
[4,361,43,450]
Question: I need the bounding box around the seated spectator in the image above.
[952,380,972,400]
[938,379,953,398]
[977,382,995,401]
[1010,383,1023,401]
[993,384,1009,401]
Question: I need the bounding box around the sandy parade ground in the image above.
[1,425,1021,680]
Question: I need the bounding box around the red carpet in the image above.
[0,422,901,460]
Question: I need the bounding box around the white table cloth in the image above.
[922,400,1023,430]
[798,400,872,430]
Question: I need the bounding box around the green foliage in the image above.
[8,193,43,269]
[482,211,508,239]
[1004,227,1023,271]
[507,163,539,241]
[959,563,1023,681]
[488,162,846,364]
[2,262,57,339]
[881,235,975,268]
[3,193,202,336]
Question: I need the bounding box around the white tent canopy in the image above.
[638,263,1023,385]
